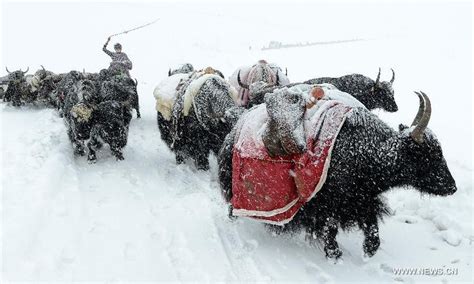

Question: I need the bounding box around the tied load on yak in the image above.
[154,65,244,170]
[229,59,290,107]
[218,85,456,259]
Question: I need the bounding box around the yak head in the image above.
[6,66,28,83]
[168,63,194,76]
[398,91,456,196]
[370,68,397,112]
[263,88,306,157]
[69,80,98,140]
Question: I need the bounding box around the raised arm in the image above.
[102,36,113,56]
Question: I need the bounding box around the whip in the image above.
[108,18,160,38]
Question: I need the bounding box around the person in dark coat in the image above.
[103,37,133,77]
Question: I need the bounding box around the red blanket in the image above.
[231,100,352,225]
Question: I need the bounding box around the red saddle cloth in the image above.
[231,100,352,225]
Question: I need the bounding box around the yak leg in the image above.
[217,128,236,202]
[73,141,86,156]
[314,217,342,259]
[194,146,210,170]
[358,214,380,257]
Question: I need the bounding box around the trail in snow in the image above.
[2,1,472,282]
[2,88,472,282]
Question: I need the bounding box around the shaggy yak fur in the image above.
[304,68,398,112]
[63,75,134,162]
[159,70,243,170]
[3,68,29,106]
[218,91,456,259]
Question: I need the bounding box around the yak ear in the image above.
[399,124,409,132]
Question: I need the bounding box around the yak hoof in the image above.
[363,238,380,257]
[114,152,124,161]
[326,247,343,260]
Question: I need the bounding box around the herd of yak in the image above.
[1,60,457,260]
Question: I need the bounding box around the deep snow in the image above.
[1,1,472,283]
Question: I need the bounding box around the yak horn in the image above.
[275,70,280,86]
[237,70,249,89]
[375,67,381,85]
[6,67,11,74]
[168,68,172,76]
[41,65,46,71]
[134,78,138,86]
[411,91,425,127]
[390,68,395,84]
[285,67,288,76]
[22,67,29,74]
[410,91,431,143]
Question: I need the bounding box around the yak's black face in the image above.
[373,81,398,112]
[7,71,25,83]
[399,125,457,196]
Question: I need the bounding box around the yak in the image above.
[304,68,398,112]
[3,67,29,106]
[218,89,456,259]
[63,77,133,162]
[155,67,243,170]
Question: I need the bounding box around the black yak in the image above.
[155,67,243,170]
[3,67,29,106]
[304,68,398,112]
[218,89,456,259]
[63,76,133,162]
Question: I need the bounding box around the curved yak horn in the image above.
[6,67,11,74]
[375,67,381,85]
[134,78,138,86]
[237,70,249,89]
[390,68,395,84]
[411,91,425,127]
[285,67,288,76]
[168,68,172,76]
[41,65,46,71]
[410,91,432,143]
[22,67,29,74]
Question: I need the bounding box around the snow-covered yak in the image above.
[63,75,134,162]
[229,60,290,107]
[168,63,195,77]
[304,68,398,112]
[2,67,30,106]
[155,66,243,170]
[218,86,456,259]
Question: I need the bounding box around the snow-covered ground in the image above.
[1,1,472,283]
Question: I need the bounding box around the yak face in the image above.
[372,80,397,112]
[69,80,98,140]
[370,68,397,112]
[263,88,306,156]
[399,125,457,196]
[398,92,456,196]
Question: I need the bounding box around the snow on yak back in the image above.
[229,60,290,107]
[305,68,398,112]
[218,87,456,260]
[154,64,196,151]
[156,66,243,170]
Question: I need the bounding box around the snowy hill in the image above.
[1,1,472,283]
